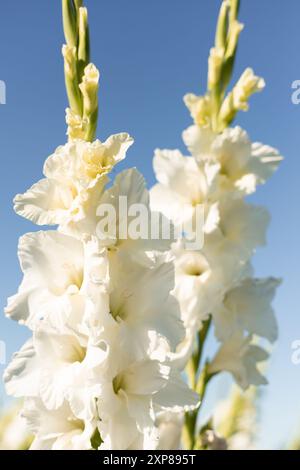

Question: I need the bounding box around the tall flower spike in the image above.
[151,0,282,450]
[5,0,198,450]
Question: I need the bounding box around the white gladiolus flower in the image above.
[213,278,280,343]
[4,234,191,403]
[5,145,199,450]
[94,168,173,258]
[172,242,224,331]
[5,232,110,331]
[4,328,106,414]
[5,304,197,450]
[147,2,283,449]
[5,231,86,329]
[150,122,282,389]
[208,333,269,390]
[5,1,283,449]
[14,135,133,231]
[109,255,184,351]
[151,149,220,232]
[183,126,282,195]
[6,170,175,332]
[204,198,270,265]
[4,0,284,450]
[22,398,95,450]
[150,145,273,354]
[97,337,198,450]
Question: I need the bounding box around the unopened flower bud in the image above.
[232,68,265,111]
[62,44,77,80]
[66,108,88,141]
[184,93,211,128]
[80,63,100,114]
[78,7,90,68]
[62,45,82,116]
[62,0,78,47]
[79,64,100,141]
[208,47,224,91]
[226,20,244,59]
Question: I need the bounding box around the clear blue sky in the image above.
[0,0,299,449]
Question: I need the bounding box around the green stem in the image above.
[197,317,212,369]
[196,364,216,415]
[183,318,212,450]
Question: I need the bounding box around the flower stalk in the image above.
[5,1,200,451]
[150,0,281,452]
[183,318,215,450]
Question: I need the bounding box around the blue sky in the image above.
[0,0,299,449]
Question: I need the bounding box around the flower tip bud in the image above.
[79,6,88,33]
[184,93,211,128]
[83,63,100,84]
[241,68,265,94]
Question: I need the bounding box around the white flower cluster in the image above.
[151,121,283,390]
[4,135,198,450]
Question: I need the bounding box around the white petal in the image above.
[182,125,215,159]
[209,333,269,390]
[154,370,199,412]
[110,256,184,350]
[249,142,283,185]
[150,184,194,228]
[122,360,170,396]
[103,133,134,164]
[4,340,40,398]
[153,149,207,202]
[5,231,84,327]
[14,178,74,225]
[219,278,280,342]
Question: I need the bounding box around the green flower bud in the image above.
[79,63,100,141]
[62,0,78,47]
[62,44,83,115]
[78,7,90,76]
